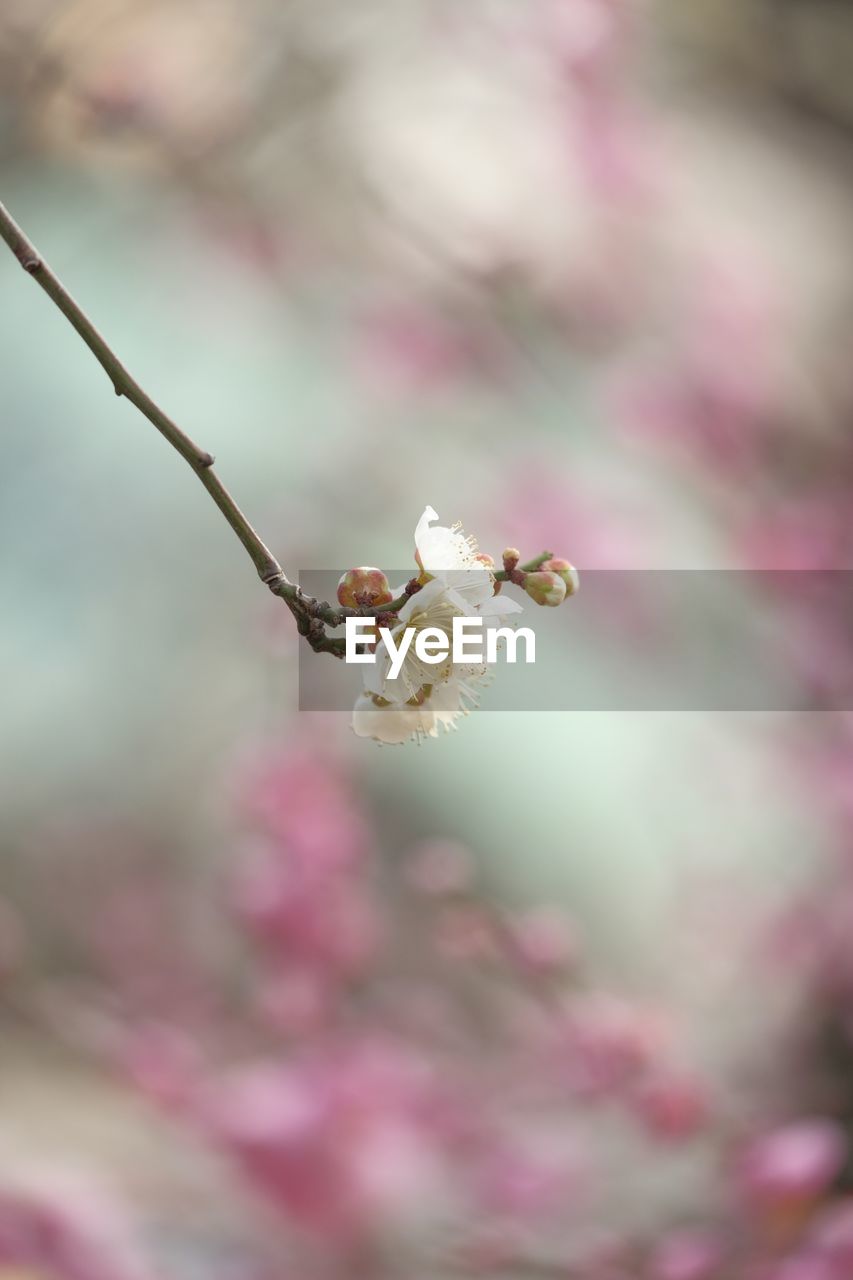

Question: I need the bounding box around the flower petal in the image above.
[352,692,437,744]
[477,593,524,617]
[414,506,480,575]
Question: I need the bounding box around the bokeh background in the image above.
[1,2,853,1277]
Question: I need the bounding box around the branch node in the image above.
[0,197,335,663]
[262,569,289,596]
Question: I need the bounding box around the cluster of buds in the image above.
[332,542,579,628]
[499,548,579,608]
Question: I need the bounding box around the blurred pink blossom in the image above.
[808,1197,853,1270]
[737,1120,847,1213]
[202,1037,445,1244]
[617,261,781,471]
[475,1140,571,1220]
[0,1191,146,1280]
[633,1070,710,1143]
[555,995,664,1098]
[237,746,370,873]
[117,1021,204,1111]
[353,302,501,399]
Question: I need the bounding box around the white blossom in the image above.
[352,508,522,744]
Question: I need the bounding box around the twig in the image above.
[493,551,553,581]
[0,197,553,656]
[0,199,294,585]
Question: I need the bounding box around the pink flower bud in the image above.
[635,1072,709,1142]
[541,557,580,597]
[738,1119,847,1214]
[524,570,567,607]
[475,552,496,569]
[337,567,393,609]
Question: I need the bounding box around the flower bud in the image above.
[737,1119,846,1216]
[541,557,579,597]
[337,567,393,609]
[475,552,495,570]
[524,570,566,607]
[635,1073,709,1143]
[502,548,521,572]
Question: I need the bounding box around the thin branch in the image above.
[0,197,555,657]
[0,197,287,588]
[493,551,553,581]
